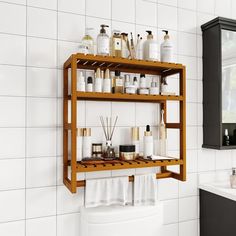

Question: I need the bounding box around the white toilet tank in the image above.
[80,203,163,236]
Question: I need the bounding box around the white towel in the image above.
[85,176,129,208]
[134,173,158,206]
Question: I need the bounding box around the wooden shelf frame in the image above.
[63,53,186,193]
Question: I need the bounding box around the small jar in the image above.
[92,143,103,158]
[119,145,135,160]
[125,85,136,94]
[138,88,149,95]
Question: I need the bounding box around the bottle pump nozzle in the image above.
[146,30,153,39]
[162,30,170,40]
[100,24,109,33]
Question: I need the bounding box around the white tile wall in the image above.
[0,0,235,235]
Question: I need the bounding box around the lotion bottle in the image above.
[83,128,92,158]
[77,71,85,92]
[143,125,153,158]
[94,68,103,92]
[143,31,158,61]
[160,30,173,63]
[97,25,109,56]
[103,69,111,93]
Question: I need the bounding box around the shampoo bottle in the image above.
[143,125,153,158]
[82,128,92,158]
[143,31,158,61]
[160,30,173,63]
[97,25,109,56]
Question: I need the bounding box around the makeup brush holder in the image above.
[103,140,116,159]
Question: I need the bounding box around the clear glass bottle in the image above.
[97,25,109,56]
[110,30,122,57]
[82,28,94,54]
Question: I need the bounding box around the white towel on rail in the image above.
[85,176,129,208]
[134,173,158,206]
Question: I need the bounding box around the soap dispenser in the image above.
[160,30,173,63]
[143,30,158,61]
[230,168,236,189]
[97,25,109,56]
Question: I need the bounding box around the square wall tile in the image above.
[27,67,57,97]
[28,0,57,10]
[179,220,198,236]
[86,0,111,19]
[112,0,135,23]
[26,216,56,236]
[179,173,198,197]
[27,7,57,39]
[0,2,26,35]
[158,4,178,30]
[0,34,26,66]
[111,21,135,36]
[186,80,197,103]
[178,32,197,57]
[179,196,198,221]
[161,223,178,236]
[27,37,57,68]
[57,186,84,214]
[27,98,57,127]
[178,0,196,10]
[136,0,157,27]
[58,0,85,14]
[198,149,215,172]
[112,102,135,126]
[178,55,197,79]
[26,128,57,157]
[186,150,198,173]
[215,150,232,170]
[0,128,25,159]
[0,65,26,96]
[0,221,25,236]
[0,97,25,127]
[186,127,198,149]
[178,8,196,33]
[215,0,231,18]
[26,187,56,218]
[162,199,179,224]
[186,103,198,126]
[26,157,56,188]
[0,159,25,191]
[197,0,214,14]
[0,189,25,223]
[57,213,80,236]
[58,12,85,42]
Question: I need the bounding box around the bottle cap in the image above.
[133,76,138,82]
[87,76,93,84]
[146,30,153,39]
[100,24,109,34]
[132,127,139,141]
[83,128,91,136]
[140,74,145,78]
[144,125,152,136]
[162,30,170,40]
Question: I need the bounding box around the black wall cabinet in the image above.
[202,17,236,149]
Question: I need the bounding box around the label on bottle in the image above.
[97,37,109,55]
[161,45,172,62]
[114,38,121,50]
[149,43,158,60]
[115,78,123,86]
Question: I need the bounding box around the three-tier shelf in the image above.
[63,53,186,193]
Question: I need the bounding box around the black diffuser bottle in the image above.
[223,129,230,146]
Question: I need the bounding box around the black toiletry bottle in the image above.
[223,129,230,146]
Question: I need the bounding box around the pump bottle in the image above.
[97,25,109,56]
[160,30,173,63]
[143,31,158,61]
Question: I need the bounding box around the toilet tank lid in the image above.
[81,203,163,224]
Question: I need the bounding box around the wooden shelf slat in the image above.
[69,92,183,103]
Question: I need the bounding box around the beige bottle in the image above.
[158,109,166,156]
[110,30,122,57]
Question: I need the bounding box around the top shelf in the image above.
[64,53,185,76]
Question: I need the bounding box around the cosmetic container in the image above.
[138,88,149,95]
[119,145,136,160]
[92,143,103,158]
[82,28,94,54]
[124,74,131,93]
[77,128,83,161]
[160,77,168,95]
[125,85,136,94]
[86,76,93,92]
[103,69,111,93]
[133,76,139,93]
[110,30,122,57]
[103,140,116,159]
[114,70,123,93]
[160,30,173,63]
[97,25,109,56]
[135,35,143,60]
[132,127,140,158]
[143,30,158,61]
[121,33,129,58]
[140,74,146,88]
[149,77,159,95]
[143,125,153,158]
[94,68,103,92]
[77,71,85,92]
[83,128,92,158]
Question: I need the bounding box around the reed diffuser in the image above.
[100,116,118,159]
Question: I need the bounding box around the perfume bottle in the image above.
[230,168,236,189]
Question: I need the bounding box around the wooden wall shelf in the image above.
[63,53,186,193]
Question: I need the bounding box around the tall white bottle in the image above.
[94,68,103,92]
[103,68,111,93]
[143,31,158,61]
[82,128,92,158]
[77,71,85,92]
[160,30,173,63]
[77,128,83,161]
[158,109,167,156]
[143,125,153,158]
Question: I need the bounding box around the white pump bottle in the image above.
[160,30,173,63]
